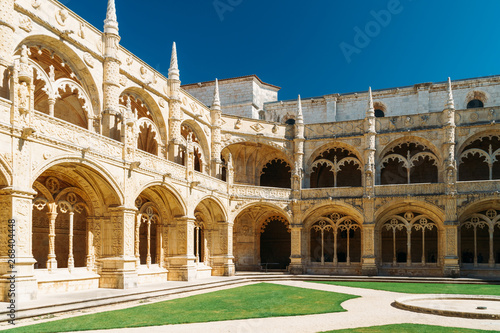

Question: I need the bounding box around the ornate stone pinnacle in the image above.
[297,95,304,123]
[213,79,221,109]
[446,77,455,110]
[104,0,119,35]
[368,87,375,113]
[169,42,179,78]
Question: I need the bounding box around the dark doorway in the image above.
[260,219,291,270]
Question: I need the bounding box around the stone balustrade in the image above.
[301,187,364,199]
[375,183,445,196]
[231,184,292,200]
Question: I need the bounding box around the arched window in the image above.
[381,212,438,266]
[467,99,484,109]
[285,118,296,125]
[460,209,500,267]
[260,159,291,188]
[375,109,385,118]
[310,147,362,188]
[310,213,361,265]
[459,135,500,181]
[28,46,92,129]
[181,124,204,172]
[380,142,438,185]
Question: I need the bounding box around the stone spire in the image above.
[212,79,221,110]
[296,95,304,124]
[169,42,179,79]
[367,87,375,117]
[445,77,455,110]
[104,0,119,35]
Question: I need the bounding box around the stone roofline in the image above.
[265,75,500,107]
[182,75,281,92]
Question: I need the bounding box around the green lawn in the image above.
[311,281,500,296]
[6,283,358,333]
[322,324,498,332]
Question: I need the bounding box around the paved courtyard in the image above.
[5,279,499,333]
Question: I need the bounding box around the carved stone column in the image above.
[289,224,304,274]
[361,198,377,275]
[99,207,138,289]
[0,188,38,302]
[0,0,15,99]
[441,197,460,277]
[167,216,197,281]
[211,221,235,276]
[46,203,58,271]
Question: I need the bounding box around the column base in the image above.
[211,256,235,276]
[98,257,138,289]
[443,256,460,278]
[362,257,378,276]
[0,257,37,302]
[167,256,197,281]
[288,263,305,275]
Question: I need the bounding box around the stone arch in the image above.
[458,199,500,268]
[458,131,500,181]
[307,142,363,188]
[465,90,489,108]
[303,204,363,267]
[233,203,291,271]
[181,120,210,173]
[375,201,445,273]
[302,202,364,227]
[193,195,228,223]
[306,141,363,169]
[223,142,292,187]
[373,101,387,117]
[119,87,167,145]
[134,181,187,218]
[15,36,100,123]
[379,136,440,185]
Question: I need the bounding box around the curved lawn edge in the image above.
[4,283,359,333]
[320,323,499,332]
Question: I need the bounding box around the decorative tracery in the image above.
[460,209,500,266]
[135,200,161,268]
[459,135,500,181]
[310,147,362,188]
[32,177,90,272]
[380,142,438,184]
[310,213,361,265]
[381,211,437,266]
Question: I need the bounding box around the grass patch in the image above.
[322,323,498,332]
[311,281,500,296]
[6,283,358,333]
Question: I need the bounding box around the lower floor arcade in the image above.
[1,161,500,302]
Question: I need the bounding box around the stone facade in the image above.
[0,0,499,302]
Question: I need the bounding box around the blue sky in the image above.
[63,0,500,101]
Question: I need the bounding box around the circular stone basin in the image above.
[394,295,500,319]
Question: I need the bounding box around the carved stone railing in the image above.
[376,112,441,133]
[32,111,123,159]
[456,106,500,126]
[301,187,364,199]
[457,180,500,194]
[135,150,186,180]
[375,183,445,197]
[304,119,364,139]
[193,171,228,193]
[231,184,292,200]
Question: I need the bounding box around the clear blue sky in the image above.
[63,0,500,101]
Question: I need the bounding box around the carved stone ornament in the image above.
[119,75,127,87]
[83,53,94,68]
[159,98,166,108]
[234,119,242,130]
[19,15,33,32]
[55,9,69,26]
[32,0,41,9]
[140,66,147,79]
[126,57,133,67]
[78,22,86,39]
[250,123,264,132]
[272,124,278,134]
[17,82,30,112]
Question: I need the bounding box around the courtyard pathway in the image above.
[71,280,500,333]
